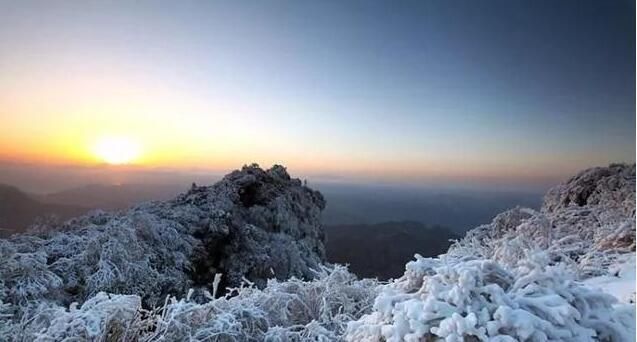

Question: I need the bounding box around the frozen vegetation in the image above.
[0,164,634,341]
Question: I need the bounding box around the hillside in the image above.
[348,163,636,341]
[38,183,186,210]
[326,221,458,279]
[0,184,88,237]
[0,164,326,308]
[0,164,634,341]
[319,185,542,233]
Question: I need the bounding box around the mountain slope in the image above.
[39,183,186,210]
[319,185,542,233]
[0,164,634,341]
[0,184,88,236]
[349,163,636,340]
[446,163,636,277]
[0,164,326,309]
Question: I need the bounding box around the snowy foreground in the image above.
[1,164,635,341]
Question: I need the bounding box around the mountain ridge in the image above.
[0,163,634,341]
[0,184,89,236]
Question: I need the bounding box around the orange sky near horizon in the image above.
[1,1,633,191]
[0,67,626,189]
[0,72,624,189]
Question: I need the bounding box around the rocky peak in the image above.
[0,164,327,307]
[543,163,635,217]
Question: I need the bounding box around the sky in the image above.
[0,0,634,191]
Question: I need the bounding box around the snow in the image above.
[1,265,379,341]
[0,164,328,308]
[584,252,636,304]
[0,163,635,341]
[345,250,635,341]
[343,164,636,341]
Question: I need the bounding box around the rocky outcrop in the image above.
[0,164,326,307]
[346,164,637,342]
[543,163,635,218]
[1,164,634,341]
[180,164,326,290]
[449,164,636,276]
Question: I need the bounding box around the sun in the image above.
[92,136,142,165]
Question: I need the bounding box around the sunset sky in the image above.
[0,0,634,190]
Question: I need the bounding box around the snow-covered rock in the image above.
[448,164,636,278]
[0,164,327,309]
[348,164,636,341]
[1,265,379,341]
[1,163,634,341]
[543,163,635,218]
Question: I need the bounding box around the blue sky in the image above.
[0,0,634,189]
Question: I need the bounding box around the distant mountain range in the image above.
[325,221,459,279]
[0,183,189,236]
[318,184,542,233]
[0,184,88,236]
[0,181,542,238]
[36,183,186,210]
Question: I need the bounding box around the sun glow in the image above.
[92,136,142,165]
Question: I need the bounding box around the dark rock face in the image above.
[0,164,326,307]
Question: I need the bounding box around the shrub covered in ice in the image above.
[346,164,636,341]
[0,163,634,341]
[2,265,379,341]
[448,164,636,278]
[345,249,634,341]
[0,164,329,337]
[543,164,635,218]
